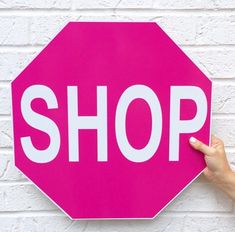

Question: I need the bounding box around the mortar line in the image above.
[0,8,234,15]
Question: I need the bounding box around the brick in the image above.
[0,17,29,45]
[166,182,232,212]
[0,153,25,181]
[153,0,235,9]
[0,184,56,211]
[0,0,71,9]
[0,120,12,148]
[30,16,77,45]
[212,117,235,147]
[181,215,235,232]
[72,0,153,9]
[155,15,235,45]
[183,48,235,79]
[0,216,69,232]
[212,83,235,114]
[0,86,11,115]
[0,52,36,81]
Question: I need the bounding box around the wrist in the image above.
[217,168,234,185]
[219,168,234,182]
[216,170,235,198]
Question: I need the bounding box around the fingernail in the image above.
[189,137,197,143]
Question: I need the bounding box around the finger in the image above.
[189,137,213,156]
[211,135,224,147]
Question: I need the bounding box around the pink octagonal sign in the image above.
[11,22,212,219]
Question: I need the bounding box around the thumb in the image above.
[189,137,213,156]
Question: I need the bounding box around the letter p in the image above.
[169,86,208,161]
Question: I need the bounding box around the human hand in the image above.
[189,135,235,201]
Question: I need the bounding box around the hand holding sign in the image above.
[190,135,235,201]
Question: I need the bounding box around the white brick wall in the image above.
[0,0,235,231]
